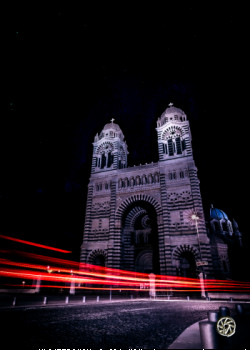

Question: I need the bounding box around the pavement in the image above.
[1,294,250,349]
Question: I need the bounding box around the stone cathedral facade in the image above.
[80,104,239,279]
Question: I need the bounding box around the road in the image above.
[0,297,239,349]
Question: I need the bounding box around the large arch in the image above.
[116,195,162,274]
[116,194,162,219]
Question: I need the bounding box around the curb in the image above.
[168,318,207,349]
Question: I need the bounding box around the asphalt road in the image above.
[0,298,240,349]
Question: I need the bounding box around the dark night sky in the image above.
[2,5,249,259]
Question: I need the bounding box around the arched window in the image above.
[154,173,159,182]
[222,222,228,232]
[162,143,168,154]
[168,139,174,156]
[142,175,147,184]
[136,176,141,185]
[176,137,182,154]
[148,174,153,184]
[182,139,186,151]
[101,153,106,169]
[107,152,113,167]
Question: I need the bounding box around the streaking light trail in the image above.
[0,254,250,293]
[0,240,250,294]
[0,234,72,253]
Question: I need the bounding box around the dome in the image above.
[157,103,187,127]
[103,122,122,132]
[94,120,125,142]
[161,105,185,117]
[210,207,229,221]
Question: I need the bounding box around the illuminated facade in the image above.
[80,104,241,278]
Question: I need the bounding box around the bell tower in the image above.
[91,119,128,173]
[156,103,213,278]
[80,119,128,268]
[156,103,192,161]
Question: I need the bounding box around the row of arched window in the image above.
[95,169,187,191]
[161,138,186,156]
[96,182,110,191]
[95,153,114,169]
[210,220,233,234]
[118,172,160,189]
[168,169,189,180]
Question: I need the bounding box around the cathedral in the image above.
[80,104,242,279]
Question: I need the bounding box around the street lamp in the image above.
[184,209,207,298]
[190,211,207,298]
[191,213,202,261]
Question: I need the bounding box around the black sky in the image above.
[2,5,249,259]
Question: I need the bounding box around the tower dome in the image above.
[103,122,122,132]
[157,103,187,127]
[210,207,229,220]
[95,119,125,141]
[161,105,185,117]
[209,205,233,236]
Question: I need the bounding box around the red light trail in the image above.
[0,234,72,253]
[0,241,250,294]
[1,258,250,292]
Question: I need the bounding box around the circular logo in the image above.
[217,316,236,337]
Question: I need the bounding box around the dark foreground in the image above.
[0,297,249,349]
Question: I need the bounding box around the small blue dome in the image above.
[210,207,228,220]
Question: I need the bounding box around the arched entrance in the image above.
[88,249,107,267]
[179,251,196,278]
[120,200,160,274]
[173,245,199,278]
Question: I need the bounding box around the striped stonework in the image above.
[80,105,227,279]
